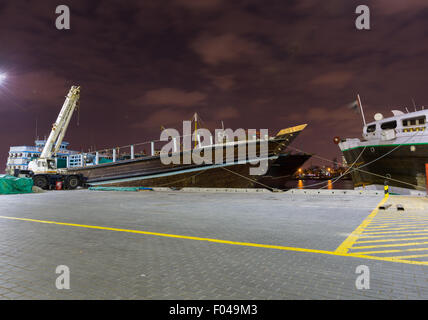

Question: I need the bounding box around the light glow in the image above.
[0,73,6,85]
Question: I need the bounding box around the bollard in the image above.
[384,183,389,195]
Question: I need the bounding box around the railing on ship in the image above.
[66,131,270,169]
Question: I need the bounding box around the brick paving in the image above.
[0,190,427,299]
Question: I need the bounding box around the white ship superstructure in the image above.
[5,140,79,174]
[338,108,428,195]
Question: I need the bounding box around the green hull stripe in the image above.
[342,142,428,152]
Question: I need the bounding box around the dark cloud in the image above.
[1,0,428,168]
[134,88,207,107]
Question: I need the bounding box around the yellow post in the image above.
[384,184,389,195]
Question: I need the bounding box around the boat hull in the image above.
[258,153,312,189]
[341,144,428,192]
[68,128,305,189]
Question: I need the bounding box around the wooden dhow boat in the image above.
[68,124,308,189]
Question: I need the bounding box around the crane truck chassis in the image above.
[13,169,86,190]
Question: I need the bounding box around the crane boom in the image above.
[40,86,80,159]
[23,85,85,190]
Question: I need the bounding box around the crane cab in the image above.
[28,158,57,174]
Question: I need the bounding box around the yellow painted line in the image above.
[389,254,428,260]
[367,222,428,227]
[373,215,428,219]
[363,225,428,231]
[374,213,417,216]
[373,216,428,220]
[355,236,428,244]
[361,229,428,235]
[335,195,389,254]
[353,247,428,255]
[359,232,428,239]
[373,215,427,223]
[351,241,428,250]
[1,214,427,266]
[369,221,428,225]
[371,219,428,227]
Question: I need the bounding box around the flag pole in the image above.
[357,94,367,127]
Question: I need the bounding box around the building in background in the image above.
[5,140,80,174]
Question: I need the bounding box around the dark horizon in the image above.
[1,0,428,170]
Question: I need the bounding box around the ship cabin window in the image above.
[366,124,376,133]
[402,116,426,127]
[380,121,397,130]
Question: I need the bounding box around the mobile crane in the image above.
[24,86,85,190]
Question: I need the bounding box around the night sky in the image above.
[1,0,428,169]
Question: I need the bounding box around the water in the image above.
[282,179,354,190]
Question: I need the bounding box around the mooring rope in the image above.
[283,129,426,190]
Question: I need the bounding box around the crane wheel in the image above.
[33,175,49,190]
[65,175,80,190]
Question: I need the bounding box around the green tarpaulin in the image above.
[0,174,33,195]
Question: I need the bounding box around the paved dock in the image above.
[0,189,428,299]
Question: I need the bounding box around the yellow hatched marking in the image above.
[336,195,428,263]
[335,195,389,254]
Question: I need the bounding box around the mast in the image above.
[357,94,367,127]
[194,112,198,149]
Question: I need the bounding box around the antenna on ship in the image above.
[412,98,417,111]
[357,94,367,127]
[193,112,198,149]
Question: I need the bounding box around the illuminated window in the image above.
[403,116,426,126]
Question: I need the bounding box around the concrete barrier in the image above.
[284,189,384,196]
[148,187,383,195]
